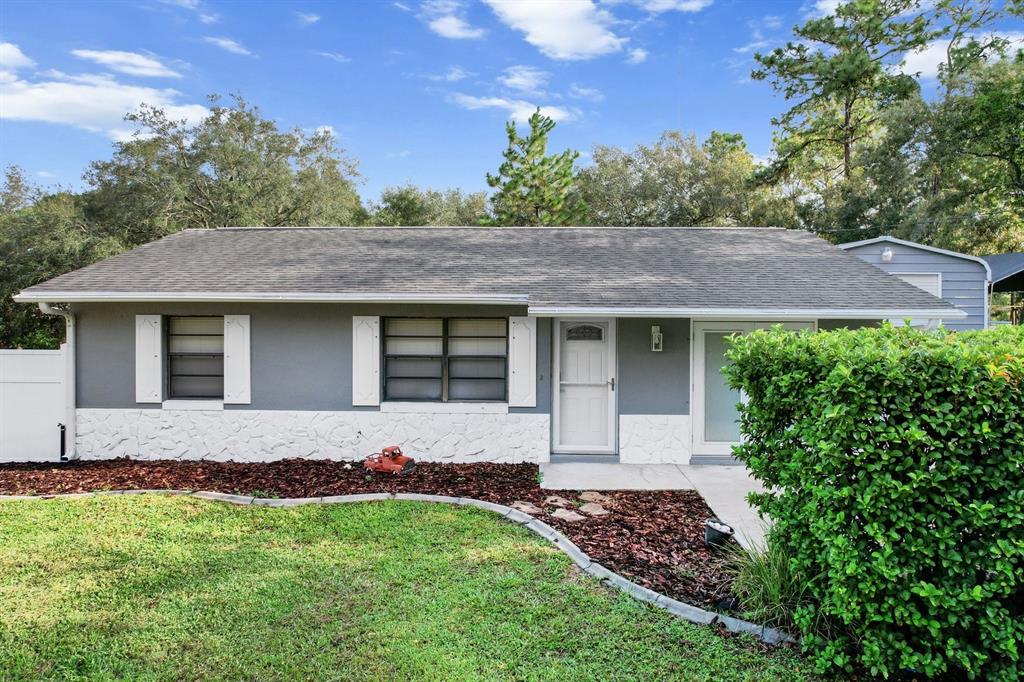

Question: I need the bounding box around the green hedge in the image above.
[724,324,1024,680]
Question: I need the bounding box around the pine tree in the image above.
[485,109,586,226]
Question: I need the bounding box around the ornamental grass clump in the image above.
[724,324,1024,680]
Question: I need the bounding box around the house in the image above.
[14,227,962,466]
[839,236,991,330]
[982,253,1024,325]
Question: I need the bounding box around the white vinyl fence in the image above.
[0,346,69,462]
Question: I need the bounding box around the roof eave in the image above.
[525,306,966,319]
[13,290,531,305]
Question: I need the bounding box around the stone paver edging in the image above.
[0,489,795,646]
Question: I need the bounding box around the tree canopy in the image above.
[83,95,365,247]
[485,109,586,226]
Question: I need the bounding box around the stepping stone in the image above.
[511,501,543,515]
[578,502,610,516]
[544,495,573,507]
[551,508,586,522]
[579,491,612,504]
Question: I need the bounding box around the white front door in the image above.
[692,321,814,457]
[553,319,616,454]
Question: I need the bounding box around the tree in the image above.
[0,172,123,348]
[577,131,798,227]
[752,0,935,184]
[0,166,38,214]
[485,109,585,226]
[83,94,365,247]
[369,185,488,226]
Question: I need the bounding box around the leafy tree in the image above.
[0,166,38,214]
[933,0,1011,89]
[83,94,366,247]
[577,131,798,227]
[0,173,123,348]
[752,0,935,184]
[369,185,488,226]
[485,109,585,226]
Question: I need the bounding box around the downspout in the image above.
[38,302,75,461]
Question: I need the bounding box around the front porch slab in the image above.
[539,462,767,549]
[539,463,695,491]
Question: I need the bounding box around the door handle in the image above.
[608,377,615,391]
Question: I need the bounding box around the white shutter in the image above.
[135,315,162,403]
[223,315,251,404]
[508,316,537,408]
[352,316,380,406]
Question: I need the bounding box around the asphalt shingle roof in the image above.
[19,226,958,313]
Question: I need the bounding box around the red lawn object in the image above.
[363,445,416,474]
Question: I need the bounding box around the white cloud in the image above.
[313,125,335,137]
[428,15,486,39]
[393,2,412,9]
[1,69,207,140]
[161,0,218,23]
[428,65,471,81]
[482,0,626,60]
[762,15,783,30]
[633,0,713,12]
[297,12,320,25]
[451,93,576,123]
[316,51,352,63]
[70,49,181,78]
[0,43,35,69]
[498,65,549,94]
[421,1,486,39]
[36,170,56,178]
[807,0,842,16]
[568,83,604,101]
[387,149,412,158]
[202,36,252,56]
[626,47,648,64]
[733,34,772,54]
[902,31,1024,80]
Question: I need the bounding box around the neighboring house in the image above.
[982,253,1024,325]
[15,227,961,466]
[839,236,991,330]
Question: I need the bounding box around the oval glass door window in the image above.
[565,324,603,341]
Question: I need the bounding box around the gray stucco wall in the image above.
[842,241,988,331]
[617,318,690,415]
[73,303,534,411]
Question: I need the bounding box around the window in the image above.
[166,316,224,399]
[383,318,507,402]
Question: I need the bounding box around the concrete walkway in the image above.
[539,462,767,549]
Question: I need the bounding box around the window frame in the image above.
[164,315,225,401]
[381,317,509,403]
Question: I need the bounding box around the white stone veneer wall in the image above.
[77,408,550,463]
[618,414,691,464]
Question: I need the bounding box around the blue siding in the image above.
[842,241,988,330]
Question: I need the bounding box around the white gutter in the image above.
[526,306,967,320]
[37,303,75,461]
[14,291,531,305]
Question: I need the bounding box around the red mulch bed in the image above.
[0,458,734,609]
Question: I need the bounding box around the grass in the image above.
[0,496,818,681]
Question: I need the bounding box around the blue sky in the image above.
[1,0,1021,202]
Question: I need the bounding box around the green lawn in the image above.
[0,496,816,681]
